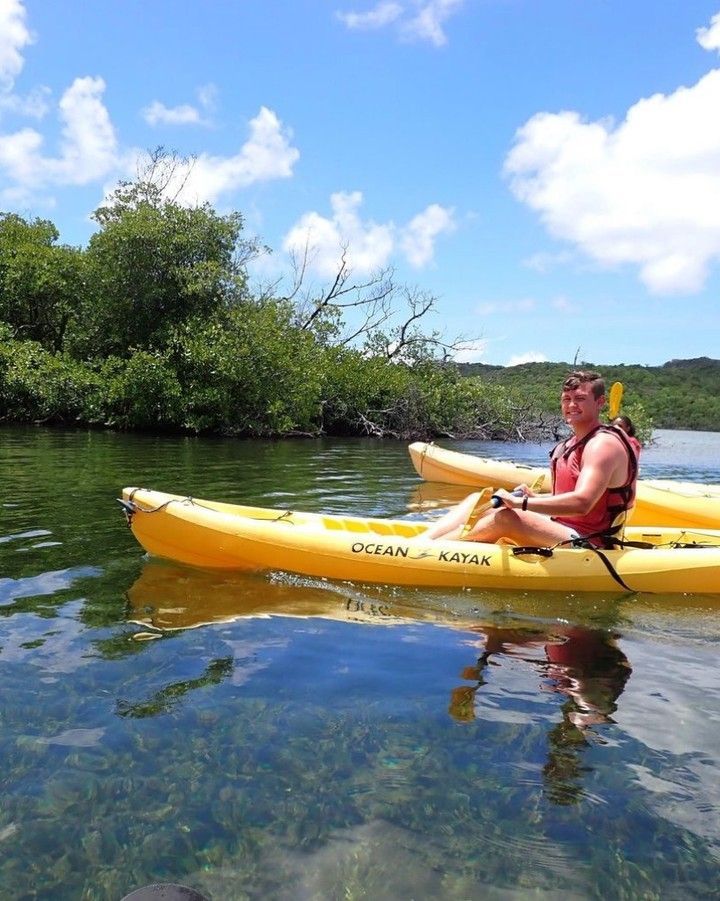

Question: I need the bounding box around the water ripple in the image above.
[0,566,102,604]
[0,529,53,545]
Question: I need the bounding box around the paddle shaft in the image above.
[491,471,546,509]
[491,488,524,509]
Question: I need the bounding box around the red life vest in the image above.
[549,425,639,542]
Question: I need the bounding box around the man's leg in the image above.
[463,508,577,546]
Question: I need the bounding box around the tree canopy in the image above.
[11,150,719,440]
[0,154,510,439]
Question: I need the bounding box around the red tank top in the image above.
[550,426,638,539]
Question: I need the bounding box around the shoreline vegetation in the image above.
[1,152,718,443]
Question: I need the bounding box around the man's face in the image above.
[560,385,603,425]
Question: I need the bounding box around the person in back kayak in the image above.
[423,370,639,547]
[611,414,642,457]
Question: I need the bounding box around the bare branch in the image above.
[385,289,434,360]
[283,241,398,344]
[271,241,481,364]
[338,302,393,347]
[137,146,198,204]
[298,247,350,332]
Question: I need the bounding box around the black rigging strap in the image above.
[512,540,637,592]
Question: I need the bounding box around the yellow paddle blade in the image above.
[608,381,624,419]
[459,488,495,539]
[530,473,546,493]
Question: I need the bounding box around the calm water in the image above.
[1,426,719,900]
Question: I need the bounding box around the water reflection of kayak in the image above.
[121,488,720,595]
[408,442,720,530]
[127,559,720,636]
[126,561,411,632]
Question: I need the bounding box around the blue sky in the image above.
[1,1,720,367]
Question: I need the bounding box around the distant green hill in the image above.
[458,358,720,431]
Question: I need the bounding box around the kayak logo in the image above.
[351,542,409,558]
[349,542,492,567]
[438,550,492,566]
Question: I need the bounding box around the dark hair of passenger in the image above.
[612,415,636,437]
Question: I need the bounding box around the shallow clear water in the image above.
[1,426,719,899]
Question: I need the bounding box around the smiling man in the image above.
[423,371,639,547]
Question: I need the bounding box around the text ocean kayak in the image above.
[408,442,720,530]
[121,488,720,594]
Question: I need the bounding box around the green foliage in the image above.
[318,347,408,434]
[97,352,184,430]
[617,399,653,445]
[0,213,89,352]
[81,188,248,359]
[380,369,528,439]
[170,301,323,436]
[318,354,538,439]
[0,336,100,423]
[460,359,720,433]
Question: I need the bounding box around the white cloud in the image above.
[452,338,487,363]
[56,76,118,181]
[143,101,203,126]
[0,0,32,91]
[283,190,394,277]
[196,83,217,111]
[400,203,455,266]
[522,249,574,273]
[1,96,298,211]
[337,1,402,30]
[476,298,536,316]
[337,0,464,46]
[401,0,464,47]
[142,83,217,127]
[507,352,548,366]
[157,106,299,205]
[0,76,118,190]
[0,1,48,121]
[0,84,49,118]
[550,295,574,312]
[504,17,720,296]
[282,192,454,276]
[697,11,720,53]
[0,7,295,212]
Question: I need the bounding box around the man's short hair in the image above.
[562,370,605,399]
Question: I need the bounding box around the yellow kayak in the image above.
[408,442,720,530]
[120,488,720,594]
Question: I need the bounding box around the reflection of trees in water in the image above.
[116,657,234,718]
[448,624,632,806]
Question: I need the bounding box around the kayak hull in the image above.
[408,442,720,530]
[121,488,720,595]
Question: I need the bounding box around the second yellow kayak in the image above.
[408,442,720,530]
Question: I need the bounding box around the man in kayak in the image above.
[423,370,639,547]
